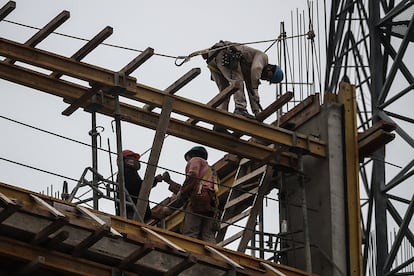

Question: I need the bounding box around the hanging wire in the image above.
[0,156,78,182]
[0,113,317,211]
[0,114,300,207]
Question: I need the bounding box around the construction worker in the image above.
[203,40,283,126]
[155,146,219,243]
[116,149,161,221]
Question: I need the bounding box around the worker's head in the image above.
[184,146,208,161]
[261,64,284,84]
[122,150,141,170]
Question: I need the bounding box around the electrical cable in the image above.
[2,19,312,65]
[2,19,177,60]
[0,156,78,182]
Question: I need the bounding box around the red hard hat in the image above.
[122,149,141,160]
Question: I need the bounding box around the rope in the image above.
[174,32,313,66]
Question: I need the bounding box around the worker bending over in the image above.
[203,40,283,127]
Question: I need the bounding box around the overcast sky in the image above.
[0,0,324,215]
[1,0,413,248]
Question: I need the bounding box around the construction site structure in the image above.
[0,1,413,276]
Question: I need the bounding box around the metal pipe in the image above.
[298,152,312,272]
[91,111,99,209]
[114,93,126,218]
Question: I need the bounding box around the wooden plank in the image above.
[143,68,200,111]
[358,129,395,159]
[61,84,102,116]
[30,194,65,218]
[0,191,21,223]
[224,187,258,210]
[204,245,244,269]
[261,262,287,276]
[120,47,154,76]
[357,119,396,141]
[218,230,244,247]
[5,11,70,64]
[137,96,174,219]
[165,255,197,276]
[233,165,267,187]
[237,166,274,252]
[0,38,138,90]
[272,94,319,129]
[31,218,67,245]
[255,92,294,122]
[0,1,16,21]
[51,26,114,79]
[337,82,363,276]
[0,38,326,156]
[187,83,238,125]
[62,46,152,115]
[141,227,186,253]
[0,61,299,167]
[220,209,251,230]
[0,236,128,275]
[119,245,153,269]
[0,182,312,276]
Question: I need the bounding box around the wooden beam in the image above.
[0,191,21,223]
[272,94,320,129]
[143,68,201,111]
[0,236,129,275]
[4,11,70,64]
[337,82,363,276]
[132,86,325,157]
[187,83,238,125]
[51,26,114,79]
[119,244,153,269]
[255,91,293,122]
[0,181,313,276]
[0,61,298,166]
[61,84,102,116]
[358,119,396,141]
[137,96,174,219]
[0,37,137,90]
[359,129,395,159]
[120,47,154,76]
[0,38,326,158]
[0,1,16,21]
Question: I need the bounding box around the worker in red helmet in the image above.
[203,40,283,130]
[116,149,160,221]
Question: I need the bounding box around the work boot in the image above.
[234,108,255,119]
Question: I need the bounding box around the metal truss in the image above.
[324,0,414,275]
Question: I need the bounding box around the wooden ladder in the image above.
[216,158,275,253]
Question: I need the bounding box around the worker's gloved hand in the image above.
[151,205,173,219]
[162,171,171,183]
[154,174,163,183]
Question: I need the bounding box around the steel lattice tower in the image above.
[324,0,414,275]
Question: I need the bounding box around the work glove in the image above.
[162,171,171,183]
